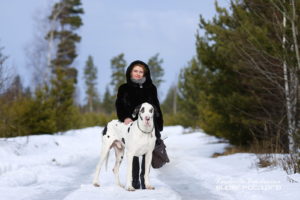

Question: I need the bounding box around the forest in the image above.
[0,0,299,173]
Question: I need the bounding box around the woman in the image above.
[115,60,163,189]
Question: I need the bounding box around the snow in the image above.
[0,126,299,200]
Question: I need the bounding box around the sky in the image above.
[0,0,229,103]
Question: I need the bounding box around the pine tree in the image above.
[179,0,294,146]
[178,58,208,128]
[6,76,23,100]
[46,0,83,132]
[147,53,164,89]
[110,53,126,97]
[24,85,57,134]
[102,86,114,114]
[84,55,100,112]
[161,85,177,115]
[0,45,9,93]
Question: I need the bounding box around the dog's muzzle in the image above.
[144,116,151,126]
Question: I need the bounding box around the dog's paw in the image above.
[93,182,100,187]
[125,185,135,191]
[146,185,155,190]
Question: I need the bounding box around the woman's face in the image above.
[131,65,144,80]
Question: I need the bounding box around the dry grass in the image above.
[212,138,287,157]
[279,154,300,174]
[211,142,300,173]
[212,146,277,168]
[211,146,249,158]
[256,154,278,168]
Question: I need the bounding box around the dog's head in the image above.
[132,103,155,127]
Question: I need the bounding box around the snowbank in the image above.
[0,126,299,200]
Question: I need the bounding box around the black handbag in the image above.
[152,139,170,168]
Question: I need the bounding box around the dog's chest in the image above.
[137,137,153,151]
[125,132,155,156]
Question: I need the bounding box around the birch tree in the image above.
[268,0,300,154]
[47,0,84,131]
[228,0,300,153]
[181,0,300,151]
[26,6,52,86]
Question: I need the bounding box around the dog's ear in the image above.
[132,104,142,118]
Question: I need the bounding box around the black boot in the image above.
[132,156,140,189]
[140,155,146,189]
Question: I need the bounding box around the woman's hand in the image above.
[124,118,133,125]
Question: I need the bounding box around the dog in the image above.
[92,102,157,191]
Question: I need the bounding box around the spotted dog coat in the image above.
[92,103,156,191]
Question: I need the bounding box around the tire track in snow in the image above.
[157,164,220,200]
[30,156,98,200]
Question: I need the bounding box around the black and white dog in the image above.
[92,102,156,191]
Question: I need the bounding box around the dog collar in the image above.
[137,118,154,135]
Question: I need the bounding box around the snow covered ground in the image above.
[0,126,299,200]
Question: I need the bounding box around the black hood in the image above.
[125,60,153,87]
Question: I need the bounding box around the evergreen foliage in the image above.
[161,85,177,115]
[161,84,182,126]
[24,85,57,134]
[47,0,84,132]
[102,86,115,114]
[0,74,34,137]
[0,45,9,93]
[147,53,164,89]
[110,53,126,97]
[178,58,205,128]
[178,0,300,149]
[84,55,100,112]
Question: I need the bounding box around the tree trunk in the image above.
[290,0,300,153]
[47,4,65,69]
[173,85,177,115]
[283,0,299,154]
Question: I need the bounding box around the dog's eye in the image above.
[149,108,153,113]
[140,107,145,113]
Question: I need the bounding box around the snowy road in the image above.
[61,126,224,200]
[29,157,97,200]
[1,126,299,200]
[158,164,219,200]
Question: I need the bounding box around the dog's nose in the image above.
[145,116,150,121]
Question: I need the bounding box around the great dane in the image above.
[92,102,156,191]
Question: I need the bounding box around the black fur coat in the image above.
[115,60,163,132]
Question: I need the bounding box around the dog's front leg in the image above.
[125,153,135,191]
[144,152,155,190]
